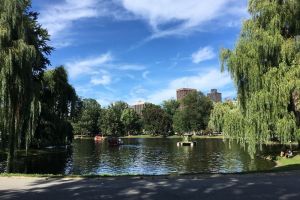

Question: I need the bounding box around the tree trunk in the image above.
[7,119,16,173]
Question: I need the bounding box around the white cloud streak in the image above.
[39,0,99,38]
[66,52,113,79]
[118,64,146,71]
[192,46,216,64]
[120,0,248,39]
[142,71,150,79]
[91,75,112,86]
[38,0,247,47]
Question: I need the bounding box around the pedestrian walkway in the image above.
[1,171,300,200]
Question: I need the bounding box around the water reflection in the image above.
[0,138,275,175]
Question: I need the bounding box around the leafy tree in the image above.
[121,108,142,136]
[173,110,188,135]
[208,102,235,133]
[101,101,129,136]
[35,66,78,147]
[0,0,52,162]
[142,104,172,137]
[162,99,180,118]
[173,91,213,134]
[221,0,300,154]
[162,99,179,135]
[73,99,101,136]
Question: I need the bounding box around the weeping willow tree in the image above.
[208,102,236,133]
[221,0,300,155]
[35,66,78,147]
[0,0,52,164]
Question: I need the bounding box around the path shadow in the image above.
[1,171,300,200]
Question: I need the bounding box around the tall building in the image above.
[176,88,197,101]
[131,101,146,115]
[207,89,222,103]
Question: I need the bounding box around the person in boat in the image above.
[94,134,104,141]
[108,137,123,146]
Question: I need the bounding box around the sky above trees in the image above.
[32,0,248,106]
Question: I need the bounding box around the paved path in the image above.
[1,171,300,200]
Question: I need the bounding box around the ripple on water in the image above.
[0,138,275,175]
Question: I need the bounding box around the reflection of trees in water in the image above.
[0,152,7,172]
[131,138,171,174]
[73,139,141,174]
[0,148,72,174]
[222,140,276,172]
[0,138,275,175]
[71,140,96,174]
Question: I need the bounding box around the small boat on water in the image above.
[107,137,123,146]
[177,133,197,147]
[94,135,104,141]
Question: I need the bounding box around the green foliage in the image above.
[101,101,129,136]
[162,99,180,118]
[208,102,235,133]
[142,103,172,137]
[0,0,52,160]
[221,0,300,155]
[35,66,78,147]
[121,108,142,136]
[72,99,101,136]
[173,91,213,134]
[173,110,188,135]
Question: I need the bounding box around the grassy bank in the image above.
[274,154,300,170]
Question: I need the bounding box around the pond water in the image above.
[0,138,275,175]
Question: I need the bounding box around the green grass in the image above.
[275,154,300,167]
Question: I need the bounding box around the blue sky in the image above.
[32,0,248,106]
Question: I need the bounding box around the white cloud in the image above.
[38,0,135,48]
[38,0,247,48]
[142,71,150,79]
[39,0,99,39]
[145,68,234,104]
[118,64,146,71]
[120,0,247,39]
[192,46,216,64]
[66,52,113,79]
[91,75,112,86]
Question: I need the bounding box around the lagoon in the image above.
[0,138,275,175]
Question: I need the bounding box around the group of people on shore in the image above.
[280,148,293,158]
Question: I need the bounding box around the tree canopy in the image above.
[72,99,101,136]
[173,91,213,134]
[34,66,78,147]
[142,103,172,137]
[208,102,236,133]
[101,101,129,136]
[121,108,142,136]
[221,0,300,154]
[0,0,52,161]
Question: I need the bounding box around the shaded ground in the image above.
[1,169,300,200]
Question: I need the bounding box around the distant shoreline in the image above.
[74,135,224,140]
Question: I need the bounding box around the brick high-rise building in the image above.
[207,89,222,103]
[131,101,146,115]
[176,88,197,101]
